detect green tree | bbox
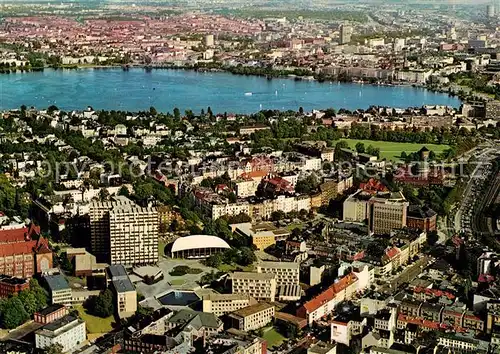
[427,230,439,246]
[99,188,110,201]
[87,289,115,318]
[18,290,38,316]
[1,297,29,329]
[30,278,48,309]
[59,252,74,273]
[44,343,64,354]
[355,142,365,153]
[239,247,256,266]
[334,140,349,161]
[47,105,59,114]
[271,210,285,221]
[173,107,181,120]
[149,106,157,116]
[118,185,130,197]
[205,253,223,268]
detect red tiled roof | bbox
[0,225,48,257]
[360,178,389,194]
[0,227,29,243]
[301,273,358,314]
[385,247,400,259]
[398,314,445,330]
[239,171,267,180]
[414,286,455,300]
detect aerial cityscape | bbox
[0,0,499,354]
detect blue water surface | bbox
[0,68,461,113]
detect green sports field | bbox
[341,139,450,161]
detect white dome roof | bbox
[171,235,231,253]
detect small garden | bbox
[169,265,203,276]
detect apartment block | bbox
[109,204,158,266]
[256,261,300,286]
[202,293,257,317]
[228,303,275,332]
[108,265,137,319]
[232,272,277,302]
[89,196,133,259]
[90,196,158,265]
[343,190,371,222]
[35,315,86,353]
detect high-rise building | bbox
[487,4,495,17]
[340,25,352,45]
[204,34,215,47]
[369,192,409,235]
[109,204,158,266]
[89,196,133,259]
[90,196,158,265]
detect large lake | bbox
[0,68,461,113]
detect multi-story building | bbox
[43,274,72,306]
[343,190,372,222]
[228,303,275,332]
[319,176,353,206]
[340,24,352,44]
[0,224,53,278]
[438,333,490,352]
[256,261,302,301]
[34,304,68,325]
[89,196,133,260]
[256,261,300,286]
[232,222,290,251]
[35,315,86,353]
[232,272,277,302]
[90,196,158,265]
[109,203,158,266]
[369,192,409,235]
[107,265,137,318]
[234,177,260,198]
[297,273,359,325]
[239,125,271,136]
[406,205,437,232]
[0,275,29,298]
[202,293,257,317]
[158,205,183,235]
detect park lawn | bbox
[170,279,185,286]
[341,139,450,161]
[286,222,304,231]
[75,305,114,334]
[262,327,286,348]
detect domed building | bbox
[169,235,231,259]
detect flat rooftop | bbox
[232,272,276,281]
[258,261,300,270]
[36,304,66,317]
[231,303,274,318]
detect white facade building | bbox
[35,315,86,353]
